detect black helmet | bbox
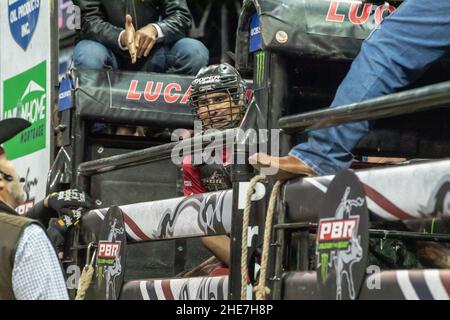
[189,63,247,130]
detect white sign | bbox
[0,0,53,211]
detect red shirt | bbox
[182,148,232,196]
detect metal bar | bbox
[228,148,255,300]
[275,222,450,242]
[279,81,450,133]
[77,128,238,178]
[220,4,230,64]
[72,114,86,188]
[271,200,287,300]
[370,229,450,242]
[283,269,450,300]
[274,222,317,230]
[298,230,310,271]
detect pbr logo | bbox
[8,0,41,51]
[97,241,121,266]
[94,206,126,300]
[316,171,368,300]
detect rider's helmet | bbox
[189,63,247,130]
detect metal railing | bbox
[76,128,238,181]
[279,81,450,133]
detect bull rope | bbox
[241,175,266,300]
[75,249,96,300]
[254,181,282,300]
[176,256,217,278]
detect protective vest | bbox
[0,202,36,300]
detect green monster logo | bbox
[2,61,47,160]
[321,253,329,283]
[255,50,265,86]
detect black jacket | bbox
[73,0,192,52]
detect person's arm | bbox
[12,224,69,300]
[201,235,230,266]
[155,0,192,44]
[25,189,92,226]
[25,200,54,226]
[73,0,124,51]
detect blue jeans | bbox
[290,0,450,175]
[73,37,209,76]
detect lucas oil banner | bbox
[0,0,53,214]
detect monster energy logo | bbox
[255,51,265,86]
[321,253,329,283]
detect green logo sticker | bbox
[3,61,47,159]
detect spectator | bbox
[73,0,209,75]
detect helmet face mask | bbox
[189,64,247,130]
[192,88,245,130]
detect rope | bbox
[176,256,217,278]
[241,175,266,300]
[75,249,96,300]
[254,181,282,300]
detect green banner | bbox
[3,61,47,160]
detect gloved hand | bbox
[27,189,93,227]
[46,189,92,218]
[47,218,69,251]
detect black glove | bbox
[47,189,92,218]
[47,218,68,251]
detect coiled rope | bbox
[75,249,96,300]
[241,175,266,300]
[254,181,282,300]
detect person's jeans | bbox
[73,38,209,132]
[290,0,450,175]
[73,37,209,76]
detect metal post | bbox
[72,114,86,189]
[229,145,254,300]
[220,4,230,64]
[271,198,286,300]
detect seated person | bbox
[182,63,248,275]
[73,0,209,75]
[251,0,450,179]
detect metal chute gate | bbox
[49,0,450,300]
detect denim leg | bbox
[166,38,209,75]
[290,0,450,175]
[140,45,168,73]
[73,40,119,70]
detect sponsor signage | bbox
[326,0,395,26]
[3,61,47,159]
[316,170,369,300]
[97,241,122,266]
[249,13,262,53]
[94,206,127,300]
[126,80,191,105]
[8,0,41,51]
[1,0,53,209]
[58,77,73,111]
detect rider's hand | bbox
[120,14,138,64]
[47,218,68,251]
[135,24,158,59]
[45,189,92,221]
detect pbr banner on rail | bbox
[316,170,369,300]
[0,0,53,213]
